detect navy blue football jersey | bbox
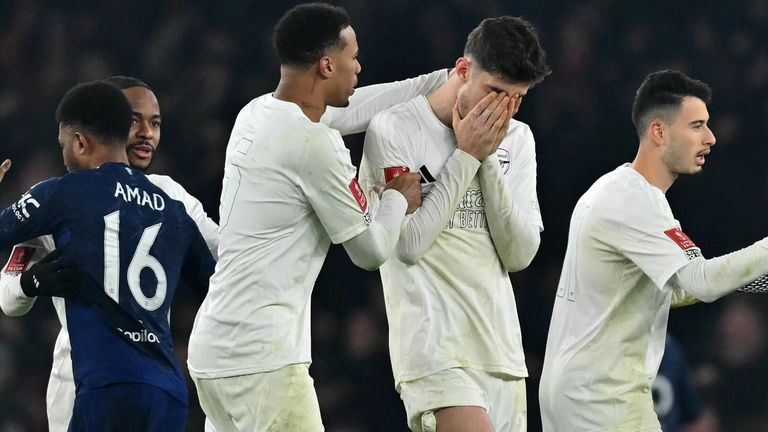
[0,163,214,404]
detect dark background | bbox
[1,0,768,431]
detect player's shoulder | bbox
[588,165,670,219]
[372,97,425,130]
[147,174,187,197]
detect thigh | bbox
[69,383,187,432]
[469,371,526,432]
[194,364,324,432]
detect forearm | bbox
[478,156,540,272]
[322,69,448,135]
[671,238,768,302]
[343,190,407,270]
[0,274,35,316]
[398,150,480,264]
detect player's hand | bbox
[20,248,81,298]
[491,94,519,153]
[453,92,510,161]
[0,159,11,183]
[384,172,422,214]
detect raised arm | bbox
[670,238,768,302]
[321,69,449,135]
[361,92,510,264]
[477,124,542,272]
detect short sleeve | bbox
[359,112,413,194]
[619,192,702,291]
[300,127,371,244]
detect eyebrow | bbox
[132,111,161,120]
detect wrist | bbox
[19,272,38,297]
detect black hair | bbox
[632,70,712,138]
[103,75,153,92]
[464,16,551,85]
[55,81,132,146]
[273,2,351,67]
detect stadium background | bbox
[1,0,767,430]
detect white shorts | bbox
[47,329,75,432]
[192,364,324,432]
[399,368,527,432]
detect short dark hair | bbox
[103,75,153,92]
[632,70,712,138]
[464,16,551,86]
[55,81,132,146]
[273,2,351,67]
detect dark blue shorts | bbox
[68,383,187,432]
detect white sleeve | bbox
[342,189,407,270]
[670,238,768,302]
[148,174,219,260]
[302,128,371,244]
[320,69,448,135]
[617,192,700,291]
[0,237,54,316]
[478,126,542,272]
[397,151,480,264]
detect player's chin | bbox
[127,157,151,172]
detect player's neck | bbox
[274,67,327,123]
[426,75,462,128]
[88,148,130,170]
[630,147,677,193]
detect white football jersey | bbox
[539,164,702,432]
[359,96,542,386]
[187,71,448,379]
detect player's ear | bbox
[455,57,471,82]
[72,132,90,155]
[649,119,665,145]
[318,56,333,79]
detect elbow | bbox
[501,236,540,273]
[694,292,721,303]
[350,253,387,271]
[502,253,535,273]
[396,246,424,266]
[0,303,28,317]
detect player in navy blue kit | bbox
[0,81,214,431]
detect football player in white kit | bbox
[0,76,220,432]
[539,70,768,431]
[359,16,550,432]
[186,3,449,431]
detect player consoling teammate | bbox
[0,81,215,431]
[539,70,768,431]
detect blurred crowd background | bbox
[1,0,768,431]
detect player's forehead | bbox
[474,68,530,96]
[337,26,358,55]
[674,96,709,122]
[122,87,160,116]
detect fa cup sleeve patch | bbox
[384,166,409,182]
[348,178,368,212]
[3,246,36,274]
[664,228,701,260]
